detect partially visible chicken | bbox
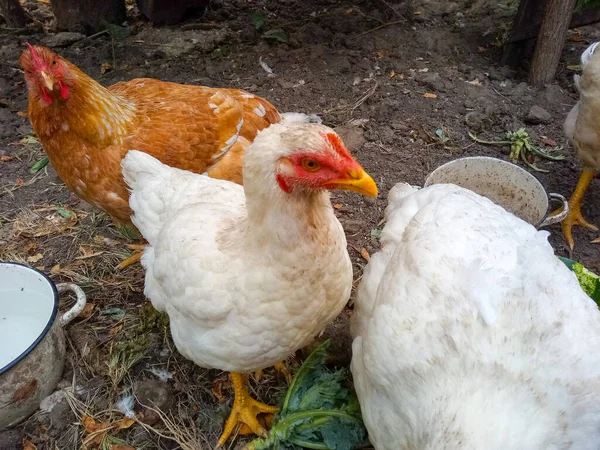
[351,183,600,450]
[561,41,600,250]
[121,123,378,446]
[20,43,319,268]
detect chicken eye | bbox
[301,159,321,172]
[52,60,56,65]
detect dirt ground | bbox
[1,0,600,448]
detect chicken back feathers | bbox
[351,183,600,450]
[21,45,284,226]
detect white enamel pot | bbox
[423,156,569,228]
[0,262,86,428]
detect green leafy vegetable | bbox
[370,228,381,239]
[558,256,600,304]
[248,340,368,450]
[251,11,266,30]
[263,28,288,44]
[55,206,73,219]
[30,156,49,174]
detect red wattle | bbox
[59,83,70,100]
[41,90,53,105]
[276,174,291,193]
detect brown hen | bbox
[20,44,296,231]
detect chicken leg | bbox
[116,243,145,270]
[217,372,279,447]
[554,168,598,250]
[254,361,292,384]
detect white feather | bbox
[351,183,600,450]
[122,123,353,373]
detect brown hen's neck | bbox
[31,63,137,145]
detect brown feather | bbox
[22,46,282,226]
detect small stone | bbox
[511,82,530,98]
[45,32,86,48]
[421,72,447,93]
[135,379,173,425]
[464,111,489,131]
[525,105,552,124]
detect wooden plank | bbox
[507,4,600,42]
[529,0,578,85]
[502,0,548,66]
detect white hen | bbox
[351,182,600,450]
[121,122,378,446]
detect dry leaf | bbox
[109,324,123,335]
[333,203,343,209]
[540,136,558,147]
[101,62,113,74]
[23,242,38,253]
[110,446,136,450]
[79,246,95,257]
[82,415,100,433]
[114,418,135,430]
[82,415,112,446]
[50,264,61,274]
[467,79,483,85]
[17,110,28,117]
[359,248,371,261]
[212,379,224,402]
[423,93,437,99]
[376,49,389,58]
[12,379,37,403]
[0,155,14,162]
[23,439,37,450]
[27,253,44,263]
[15,178,24,186]
[418,67,429,72]
[80,302,96,319]
[390,70,395,78]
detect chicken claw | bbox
[253,361,292,384]
[217,372,278,448]
[552,168,598,250]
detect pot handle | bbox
[56,283,87,327]
[538,193,569,228]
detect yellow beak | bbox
[325,168,378,197]
[40,71,54,91]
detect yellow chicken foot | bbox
[552,168,598,250]
[274,361,292,384]
[217,372,279,448]
[253,361,292,384]
[116,243,146,270]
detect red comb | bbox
[325,132,353,161]
[25,42,44,69]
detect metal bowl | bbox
[424,156,568,228]
[0,262,86,428]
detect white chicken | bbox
[350,182,600,450]
[561,41,600,250]
[121,122,378,446]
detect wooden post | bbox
[0,0,28,28]
[528,0,577,86]
[502,0,547,67]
